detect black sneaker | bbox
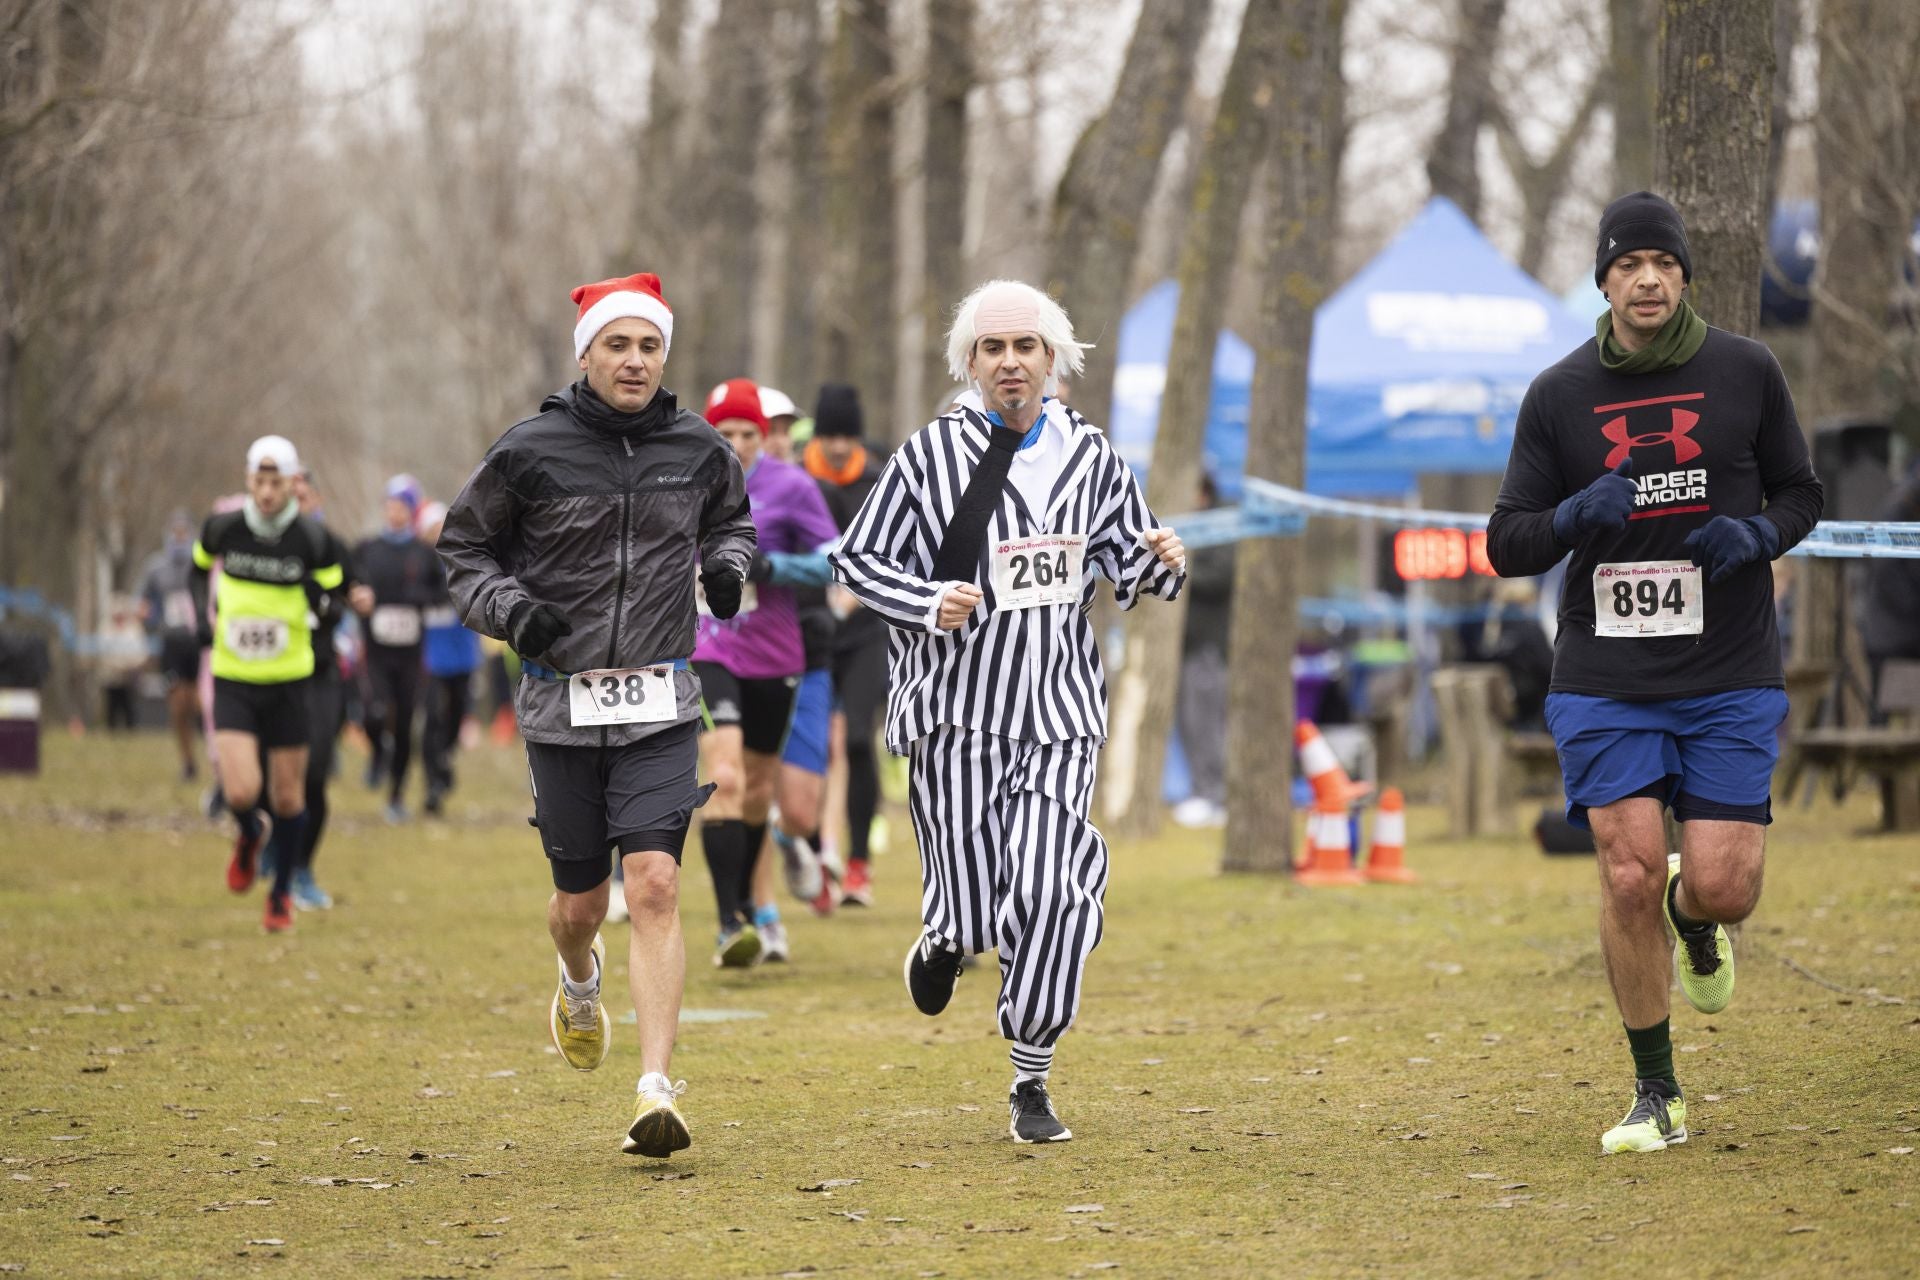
[903,931,964,1016]
[1009,1079,1072,1143]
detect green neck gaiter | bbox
[1596,296,1708,374]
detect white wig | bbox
[944,279,1091,391]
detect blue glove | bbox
[1683,515,1780,584]
[1553,459,1638,544]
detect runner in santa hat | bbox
[439,272,756,1160]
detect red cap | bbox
[704,377,769,435]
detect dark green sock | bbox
[1624,1018,1677,1090]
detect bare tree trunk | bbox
[824,0,897,438]
[1655,0,1773,336]
[1609,0,1658,192]
[1425,0,1507,224]
[1765,0,1801,215]
[634,0,688,269]
[777,0,825,398]
[1107,0,1286,839]
[920,0,971,415]
[1043,0,1210,433]
[1223,0,1347,875]
[1492,72,1606,278]
[682,0,766,394]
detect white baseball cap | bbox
[759,386,798,421]
[246,434,302,475]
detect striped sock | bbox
[1010,1042,1053,1084]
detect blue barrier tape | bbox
[1170,479,1920,559]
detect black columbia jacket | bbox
[439,382,756,746]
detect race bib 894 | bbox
[1592,561,1703,637]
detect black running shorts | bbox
[525,720,701,893]
[159,632,201,684]
[692,660,798,755]
[212,676,310,750]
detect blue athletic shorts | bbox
[1545,687,1788,829]
[781,667,833,774]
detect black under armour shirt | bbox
[1487,326,1824,701]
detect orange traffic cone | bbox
[1295,802,1365,886]
[1363,787,1417,883]
[490,703,517,746]
[1295,721,1373,807]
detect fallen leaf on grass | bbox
[833,1210,868,1222]
[900,1162,933,1169]
[1397,1132,1429,1141]
[1787,1226,1818,1235]
[652,1171,694,1182]
[1889,1147,1914,1156]
[1177,1108,1215,1114]
[799,1179,861,1192]
[246,1239,286,1246]
[484,1070,516,1079]
[417,1087,452,1099]
[1065,1204,1103,1214]
[955,1105,980,1113]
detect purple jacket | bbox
[694,455,840,679]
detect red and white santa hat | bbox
[705,377,769,435]
[571,272,674,359]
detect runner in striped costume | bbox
[829,280,1187,1143]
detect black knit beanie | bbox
[1594,191,1692,287]
[814,383,864,439]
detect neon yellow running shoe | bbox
[1663,853,1735,1013]
[1601,1079,1688,1154]
[623,1072,691,1157]
[549,934,611,1072]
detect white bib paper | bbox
[224,616,289,661]
[568,666,678,727]
[163,589,199,631]
[1592,560,1703,637]
[990,534,1087,611]
[369,604,423,647]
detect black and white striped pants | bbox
[907,725,1108,1051]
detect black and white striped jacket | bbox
[830,395,1184,753]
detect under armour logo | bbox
[1601,408,1701,468]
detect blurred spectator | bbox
[1862,459,1920,719]
[138,509,203,775]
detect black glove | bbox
[1552,458,1638,544]
[1683,514,1780,583]
[508,601,573,658]
[746,552,775,584]
[701,565,745,620]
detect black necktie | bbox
[930,423,1027,582]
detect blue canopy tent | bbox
[1305,196,1594,483]
[1108,197,1594,499]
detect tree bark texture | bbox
[1809,0,1919,425]
[1043,0,1209,434]
[681,0,766,395]
[920,0,972,416]
[1107,0,1286,839]
[1609,0,1658,192]
[1223,0,1347,876]
[636,0,688,271]
[1424,0,1507,225]
[824,0,898,438]
[777,0,826,398]
[1655,0,1774,337]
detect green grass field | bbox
[2,732,1916,1279]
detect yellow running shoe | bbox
[623,1072,691,1157]
[1601,1079,1688,1154]
[1663,853,1735,1013]
[549,934,610,1072]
